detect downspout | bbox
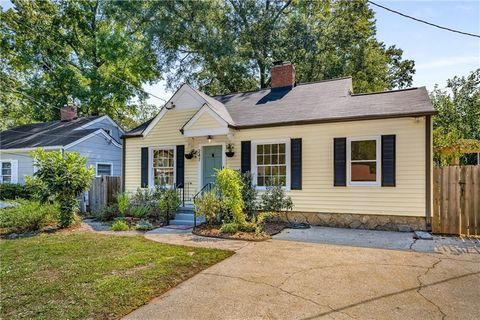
[122,137,126,192]
[425,115,432,230]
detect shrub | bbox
[129,205,150,219]
[220,222,239,233]
[261,184,293,212]
[194,191,223,224]
[94,204,119,221]
[238,221,256,232]
[0,183,31,200]
[131,187,161,204]
[27,149,94,227]
[215,168,245,224]
[158,189,181,224]
[0,200,60,233]
[241,172,257,219]
[116,192,130,216]
[110,220,130,231]
[135,219,154,231]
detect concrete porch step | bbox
[170,217,204,226]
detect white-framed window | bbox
[252,139,290,189]
[150,147,175,188]
[347,136,381,186]
[0,160,18,183]
[96,163,113,177]
[1,161,12,183]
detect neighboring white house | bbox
[0,105,123,184]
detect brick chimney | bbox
[60,104,77,121]
[271,61,295,89]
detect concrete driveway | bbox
[125,228,480,320]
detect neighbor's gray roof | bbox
[0,116,102,150]
[125,77,435,136]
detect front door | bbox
[202,145,223,186]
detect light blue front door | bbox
[202,145,223,186]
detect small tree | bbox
[158,189,181,225]
[215,168,245,224]
[28,149,94,227]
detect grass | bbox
[0,232,233,319]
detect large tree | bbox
[0,0,162,129]
[140,0,415,95]
[1,0,415,129]
[431,69,480,165]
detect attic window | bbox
[104,129,112,135]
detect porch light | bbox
[207,135,212,143]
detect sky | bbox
[2,0,479,105]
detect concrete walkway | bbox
[125,227,480,320]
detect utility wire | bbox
[368,1,480,39]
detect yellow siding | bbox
[189,112,224,130]
[125,112,427,217]
[227,117,426,217]
[124,109,197,193]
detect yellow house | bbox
[123,62,435,231]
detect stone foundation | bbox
[279,211,426,232]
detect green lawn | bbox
[0,232,233,319]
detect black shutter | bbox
[141,147,148,188]
[334,138,347,186]
[381,135,396,187]
[241,141,251,173]
[291,138,302,190]
[176,145,185,188]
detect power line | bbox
[368,1,480,39]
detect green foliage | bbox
[0,200,60,234]
[110,220,130,231]
[135,219,154,231]
[27,149,94,227]
[143,0,414,95]
[94,204,119,222]
[129,205,150,219]
[116,192,130,216]
[1,0,161,128]
[215,168,245,224]
[0,183,31,200]
[261,184,293,212]
[241,172,258,219]
[158,189,181,224]
[431,69,480,165]
[219,222,239,233]
[194,191,223,225]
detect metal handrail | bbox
[192,182,213,228]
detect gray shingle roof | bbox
[0,116,103,150]
[125,77,435,136]
[215,79,434,127]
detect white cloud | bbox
[416,56,480,70]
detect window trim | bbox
[251,138,291,190]
[1,160,13,183]
[95,162,113,177]
[148,146,176,189]
[347,136,381,187]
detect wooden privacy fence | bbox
[433,166,480,236]
[80,176,121,213]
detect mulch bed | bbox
[193,222,287,241]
